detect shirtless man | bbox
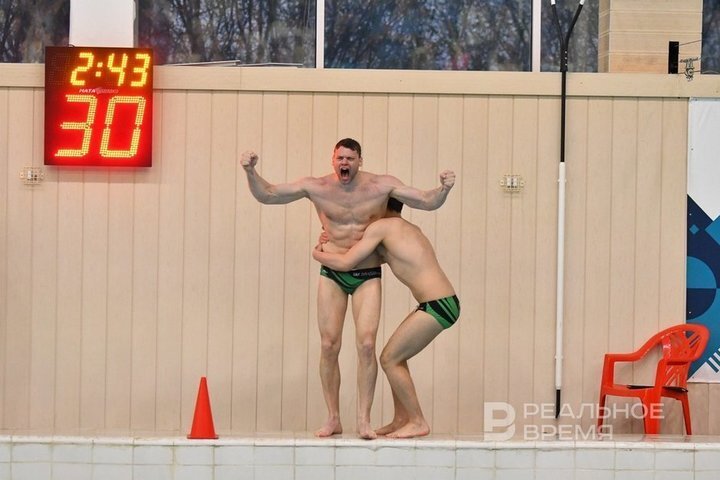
[241,138,455,439]
[311,198,460,438]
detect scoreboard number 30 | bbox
[44,46,153,167]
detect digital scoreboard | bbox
[44,46,153,167]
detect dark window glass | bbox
[541,0,598,72]
[0,0,70,63]
[2,0,717,74]
[324,0,532,70]
[138,0,316,66]
[703,0,720,73]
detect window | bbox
[703,0,720,73]
[137,0,316,66]
[139,0,597,71]
[541,0,598,72]
[0,0,70,63]
[324,0,531,70]
[1,0,717,73]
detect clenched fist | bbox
[439,170,456,191]
[241,150,259,170]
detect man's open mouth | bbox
[340,167,350,180]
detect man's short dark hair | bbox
[387,197,404,213]
[335,138,362,157]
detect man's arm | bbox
[241,150,310,204]
[388,170,456,211]
[312,223,385,271]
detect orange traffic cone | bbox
[187,376,219,439]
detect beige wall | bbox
[599,0,703,73]
[1,65,720,436]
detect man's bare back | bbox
[314,217,456,302]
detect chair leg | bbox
[597,394,607,429]
[680,395,692,435]
[643,410,660,434]
[642,396,661,435]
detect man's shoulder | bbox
[361,172,401,186]
[298,174,331,188]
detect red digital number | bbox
[44,46,153,167]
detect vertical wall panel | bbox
[105,171,135,430]
[80,170,109,431]
[457,96,489,433]
[659,98,692,433]
[483,96,513,409]
[255,93,288,431]
[4,89,35,430]
[561,97,589,427]
[232,92,263,431]
[708,385,720,435]
[281,93,313,431]
[635,100,673,429]
[54,170,84,431]
[0,89,8,426]
[180,91,213,430]
[432,95,464,433]
[129,95,163,431]
[29,89,57,430]
[659,99,688,323]
[607,98,639,432]
[155,91,186,432]
[580,98,613,430]
[508,97,539,432]
[533,97,560,422]
[206,91,240,433]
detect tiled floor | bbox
[0,433,719,479]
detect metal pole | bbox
[316,0,325,69]
[550,0,585,419]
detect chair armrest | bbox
[601,348,651,386]
[604,352,642,363]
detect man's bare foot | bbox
[358,420,378,440]
[386,420,430,439]
[375,419,407,436]
[315,417,342,437]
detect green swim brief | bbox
[416,294,461,329]
[320,265,382,295]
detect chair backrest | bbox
[655,324,709,388]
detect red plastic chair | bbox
[597,323,709,435]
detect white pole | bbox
[316,0,325,69]
[532,0,542,71]
[555,161,566,411]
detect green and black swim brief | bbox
[320,265,382,295]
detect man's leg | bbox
[315,277,349,437]
[379,310,444,438]
[375,387,409,436]
[351,278,382,439]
